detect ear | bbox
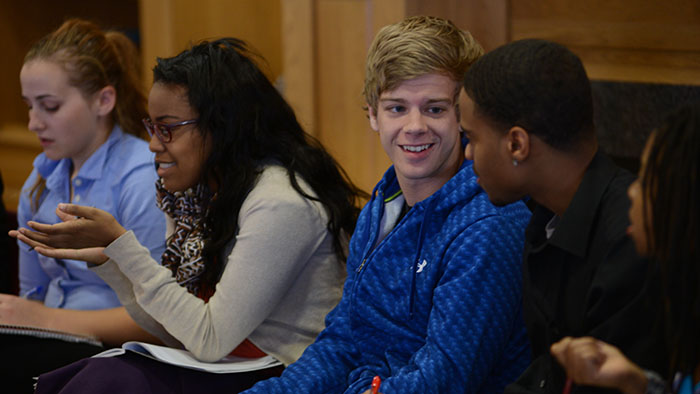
[367,105,379,132]
[94,85,116,117]
[506,126,530,162]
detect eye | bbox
[156,124,172,138]
[426,106,446,115]
[40,102,59,112]
[386,105,406,113]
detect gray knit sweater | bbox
[92,165,346,365]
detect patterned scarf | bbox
[156,180,210,296]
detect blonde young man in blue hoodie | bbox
[245,16,532,394]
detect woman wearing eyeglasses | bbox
[1,18,166,392]
[13,37,365,393]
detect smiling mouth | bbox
[401,144,432,153]
[155,162,175,170]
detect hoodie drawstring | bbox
[409,199,433,319]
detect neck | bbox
[526,141,597,216]
[398,155,463,206]
[70,120,113,179]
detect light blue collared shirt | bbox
[17,126,166,310]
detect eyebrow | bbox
[22,94,58,101]
[378,97,453,104]
[153,115,182,122]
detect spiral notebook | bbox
[0,324,103,347]
[93,341,282,374]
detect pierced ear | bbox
[367,105,379,132]
[507,126,530,162]
[94,85,116,117]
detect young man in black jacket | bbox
[459,38,667,394]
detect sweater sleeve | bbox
[243,256,362,393]
[352,215,528,394]
[243,206,369,394]
[96,174,329,362]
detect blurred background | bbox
[1,0,699,211]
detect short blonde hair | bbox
[363,15,483,111]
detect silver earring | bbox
[512,159,519,167]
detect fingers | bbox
[32,246,81,260]
[57,203,102,219]
[26,220,71,235]
[34,246,109,265]
[28,217,94,236]
[550,336,573,363]
[55,207,79,223]
[11,229,53,250]
[552,337,607,385]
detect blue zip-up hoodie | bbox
[246,159,531,393]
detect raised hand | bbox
[550,337,648,394]
[13,203,126,250]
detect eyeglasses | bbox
[142,118,198,143]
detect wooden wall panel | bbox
[140,0,282,88]
[0,126,41,210]
[314,0,392,195]
[281,0,316,135]
[0,1,139,126]
[510,0,700,85]
[407,0,508,51]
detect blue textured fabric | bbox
[17,126,166,310]
[245,159,532,394]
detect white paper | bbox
[93,341,282,374]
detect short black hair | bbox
[463,39,594,151]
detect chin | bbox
[631,235,649,257]
[43,150,64,161]
[161,181,183,193]
[484,190,517,207]
[488,197,512,207]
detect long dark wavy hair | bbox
[152,38,366,287]
[640,104,700,377]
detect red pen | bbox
[370,375,382,394]
[562,377,572,394]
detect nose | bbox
[465,142,474,160]
[27,110,45,133]
[148,133,165,153]
[627,179,638,200]
[405,109,428,134]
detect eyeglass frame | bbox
[142,118,199,143]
